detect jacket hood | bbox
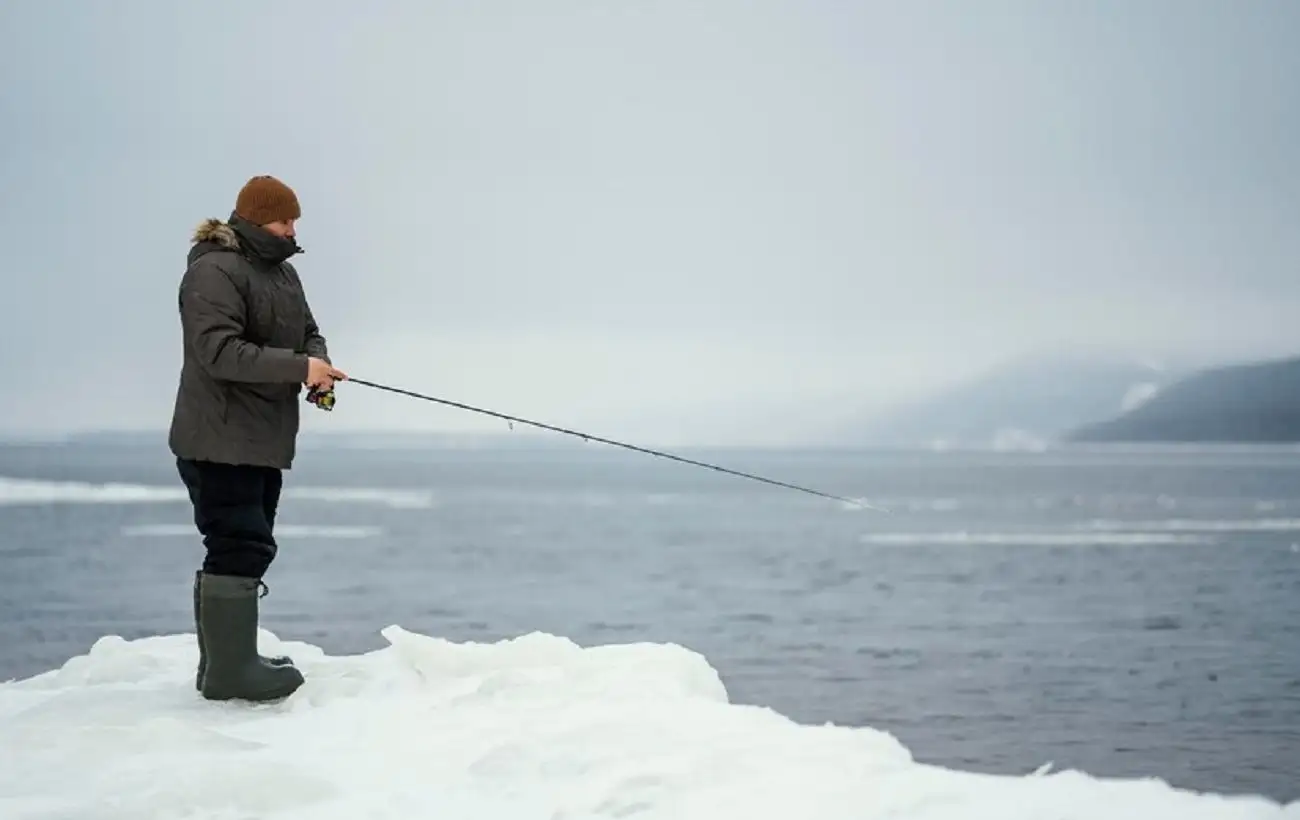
[192,218,240,250]
[188,214,302,267]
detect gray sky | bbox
[2,1,1297,444]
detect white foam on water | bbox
[121,524,383,539]
[0,476,182,505]
[287,486,434,509]
[0,476,434,509]
[1078,518,1300,533]
[1,627,1294,819]
[858,531,1214,546]
[837,497,963,513]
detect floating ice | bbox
[2,627,1295,819]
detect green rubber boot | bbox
[197,572,304,703]
[193,571,292,691]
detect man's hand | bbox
[306,357,347,390]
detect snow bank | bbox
[1,627,1295,819]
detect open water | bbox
[1,440,1297,801]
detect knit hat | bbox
[234,175,301,225]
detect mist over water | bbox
[3,2,1299,440]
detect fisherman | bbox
[168,175,346,703]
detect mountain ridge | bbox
[1066,354,1300,443]
[839,350,1195,449]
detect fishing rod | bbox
[311,377,884,511]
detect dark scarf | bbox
[229,212,304,267]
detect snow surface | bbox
[3,627,1297,819]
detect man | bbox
[168,174,346,703]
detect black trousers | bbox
[176,457,283,579]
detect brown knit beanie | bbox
[234,175,301,225]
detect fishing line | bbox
[329,377,885,511]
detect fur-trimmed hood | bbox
[188,214,303,267]
[191,218,241,250]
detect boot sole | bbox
[197,655,294,690]
[201,673,304,703]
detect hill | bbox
[1067,355,1300,443]
[843,351,1187,449]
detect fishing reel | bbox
[305,385,336,411]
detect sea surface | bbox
[1,440,1298,801]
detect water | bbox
[2,441,1298,801]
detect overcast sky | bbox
[1,1,1296,444]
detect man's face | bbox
[262,218,296,239]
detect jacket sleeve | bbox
[285,262,330,362]
[303,301,330,362]
[179,259,309,383]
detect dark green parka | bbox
[167,214,330,470]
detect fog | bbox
[2,1,1296,445]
